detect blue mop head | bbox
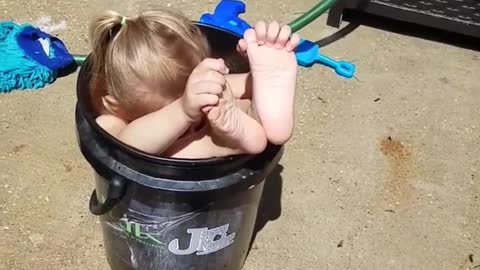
[0,21,74,93]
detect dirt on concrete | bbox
[1,0,479,269]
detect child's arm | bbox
[96,58,229,155]
[96,98,192,154]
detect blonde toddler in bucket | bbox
[89,9,300,158]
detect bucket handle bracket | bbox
[89,177,126,216]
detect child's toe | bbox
[286,33,301,52]
[207,107,220,122]
[275,25,291,49]
[253,21,267,44]
[244,28,258,45]
[266,21,280,47]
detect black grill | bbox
[372,0,480,25]
[326,0,480,39]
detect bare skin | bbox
[239,22,300,145]
[96,21,300,158]
[202,21,300,150]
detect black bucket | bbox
[75,23,283,270]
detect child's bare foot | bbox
[205,86,267,154]
[238,21,301,145]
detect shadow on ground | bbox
[317,11,480,51]
[248,164,283,255]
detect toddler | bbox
[89,9,300,158]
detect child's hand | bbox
[182,58,229,122]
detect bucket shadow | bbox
[248,164,283,254]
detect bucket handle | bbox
[89,177,126,215]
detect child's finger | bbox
[198,94,219,107]
[204,70,226,86]
[286,33,301,52]
[254,21,267,45]
[266,21,280,47]
[196,81,223,95]
[275,25,291,49]
[196,58,229,74]
[202,106,213,113]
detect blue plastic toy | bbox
[295,39,355,78]
[199,0,252,37]
[199,0,356,79]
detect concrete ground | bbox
[1,0,479,269]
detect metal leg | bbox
[326,0,346,28]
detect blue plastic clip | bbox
[295,39,356,79]
[199,0,251,37]
[199,0,356,79]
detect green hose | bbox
[72,0,337,66]
[288,0,339,33]
[73,54,86,66]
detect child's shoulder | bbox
[95,113,128,137]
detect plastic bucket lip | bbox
[77,103,281,191]
[76,22,277,169]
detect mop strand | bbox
[0,20,73,93]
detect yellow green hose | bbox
[73,54,86,66]
[288,0,339,33]
[73,0,337,66]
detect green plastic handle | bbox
[73,54,87,66]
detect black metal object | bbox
[327,0,480,38]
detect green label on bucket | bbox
[117,218,168,249]
[105,217,236,256]
[168,224,236,256]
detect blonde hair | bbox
[88,9,210,115]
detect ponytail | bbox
[88,10,126,76]
[87,9,210,116]
[88,10,126,115]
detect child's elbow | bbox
[262,121,293,146]
[246,134,268,155]
[266,130,293,146]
